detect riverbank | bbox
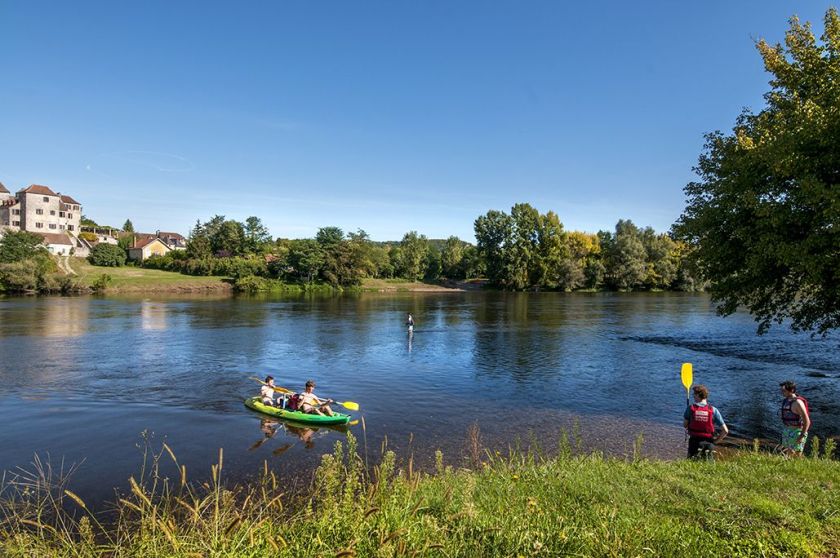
[69,258,232,293]
[63,258,480,294]
[2,434,838,557]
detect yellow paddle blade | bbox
[337,401,360,411]
[681,363,693,392]
[348,419,360,426]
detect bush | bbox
[0,260,40,292]
[91,274,112,292]
[88,244,127,267]
[233,275,270,293]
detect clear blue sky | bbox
[0,1,833,241]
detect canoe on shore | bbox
[244,396,351,425]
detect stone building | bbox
[0,183,86,254]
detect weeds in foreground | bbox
[1,427,839,557]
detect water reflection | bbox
[248,417,340,453]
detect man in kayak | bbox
[779,380,811,456]
[260,375,284,407]
[300,379,335,416]
[407,313,414,334]
[683,384,728,460]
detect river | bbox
[0,292,837,504]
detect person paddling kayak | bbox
[683,384,728,460]
[300,379,335,417]
[260,375,284,407]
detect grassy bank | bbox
[2,434,838,557]
[70,258,231,292]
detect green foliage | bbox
[2,437,838,557]
[0,230,47,263]
[122,219,134,232]
[675,8,840,334]
[91,273,112,292]
[0,260,40,291]
[398,231,430,281]
[87,243,127,267]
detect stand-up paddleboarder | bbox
[406,312,414,334]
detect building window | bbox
[43,196,49,202]
[59,211,66,217]
[60,225,65,230]
[68,213,73,219]
[12,220,19,226]
[49,224,57,229]
[12,209,19,215]
[50,210,56,215]
[35,222,43,228]
[68,225,74,231]
[36,209,43,215]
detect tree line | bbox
[138,207,699,292]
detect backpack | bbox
[286,393,303,411]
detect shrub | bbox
[0,260,40,291]
[88,244,127,267]
[233,275,270,293]
[91,274,112,292]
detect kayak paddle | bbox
[681,362,693,405]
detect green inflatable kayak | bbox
[244,396,351,425]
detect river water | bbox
[0,292,837,504]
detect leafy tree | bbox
[603,220,647,290]
[244,216,272,253]
[316,226,344,248]
[0,231,47,263]
[212,220,246,256]
[535,211,571,289]
[399,231,429,281]
[675,9,840,333]
[441,236,466,279]
[474,210,513,285]
[187,220,212,258]
[81,215,99,228]
[287,239,324,283]
[122,219,134,233]
[88,243,127,267]
[507,203,541,289]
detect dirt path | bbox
[57,256,77,275]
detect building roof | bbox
[35,232,73,245]
[0,182,9,194]
[157,231,186,240]
[131,236,170,250]
[60,194,81,205]
[19,184,59,196]
[0,198,17,207]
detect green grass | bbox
[70,258,230,291]
[1,431,838,557]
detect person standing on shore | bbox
[683,384,728,460]
[779,380,811,456]
[406,313,414,334]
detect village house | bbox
[127,236,171,262]
[0,182,88,255]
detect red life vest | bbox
[287,394,303,411]
[781,396,809,427]
[687,404,716,439]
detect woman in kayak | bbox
[300,379,335,416]
[260,375,284,407]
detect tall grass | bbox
[1,427,838,557]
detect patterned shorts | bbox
[781,426,808,453]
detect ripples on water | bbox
[0,292,837,503]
